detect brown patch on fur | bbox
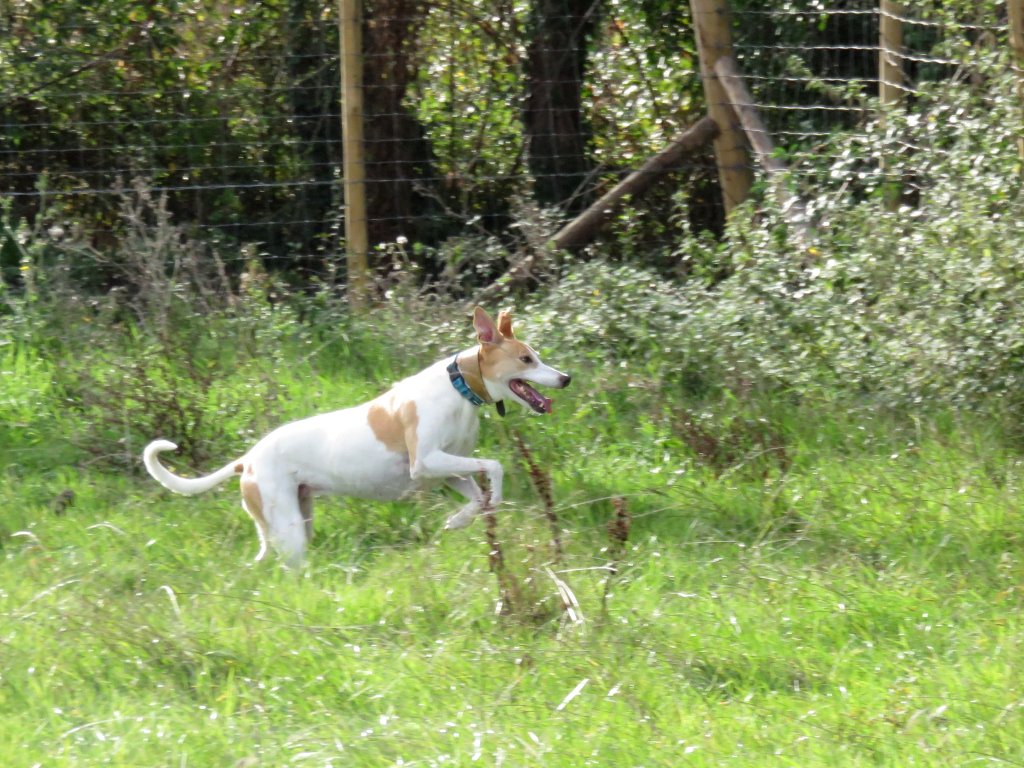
[368,402,404,452]
[400,401,419,467]
[234,462,244,473]
[478,336,534,382]
[368,400,419,466]
[497,310,515,338]
[240,468,268,536]
[456,351,494,403]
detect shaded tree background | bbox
[523,0,602,212]
[362,0,444,248]
[0,0,1012,286]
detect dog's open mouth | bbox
[509,379,553,414]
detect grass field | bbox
[2,329,1023,767]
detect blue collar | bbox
[447,355,506,416]
[447,356,486,407]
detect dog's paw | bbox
[444,505,478,530]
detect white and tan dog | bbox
[143,307,570,566]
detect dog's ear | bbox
[496,310,515,339]
[473,306,500,344]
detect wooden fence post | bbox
[879,0,905,208]
[339,0,369,307]
[879,0,905,108]
[1010,0,1024,166]
[689,0,752,214]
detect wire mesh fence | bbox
[0,0,1018,280]
[733,1,1014,193]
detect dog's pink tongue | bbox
[524,382,553,413]
[511,379,553,413]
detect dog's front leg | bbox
[444,475,489,530]
[412,450,504,512]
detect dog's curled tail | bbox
[143,439,242,496]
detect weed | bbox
[671,406,791,478]
[511,428,562,563]
[601,495,632,614]
[480,482,520,617]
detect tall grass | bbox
[2,305,1022,766]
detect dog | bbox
[143,307,570,566]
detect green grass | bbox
[2,335,1023,767]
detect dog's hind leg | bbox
[298,484,314,543]
[240,473,271,562]
[258,479,309,569]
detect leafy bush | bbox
[518,72,1024,420]
[2,185,314,469]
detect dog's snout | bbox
[561,374,572,388]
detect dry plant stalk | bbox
[511,429,563,563]
[480,474,521,616]
[602,496,632,614]
[104,179,235,336]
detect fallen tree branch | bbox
[472,116,719,307]
[469,247,542,308]
[550,116,719,250]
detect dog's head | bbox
[473,306,571,414]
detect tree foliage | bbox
[1,0,1018,283]
[0,0,340,259]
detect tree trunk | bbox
[288,0,339,267]
[523,0,601,212]
[362,0,440,247]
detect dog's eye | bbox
[519,354,533,364]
